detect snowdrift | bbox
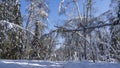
[0,60,120,68]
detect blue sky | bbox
[20,0,111,29]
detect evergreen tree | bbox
[0,0,22,25]
[25,0,49,60]
[110,0,120,61]
[0,0,23,59]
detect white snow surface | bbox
[0,60,120,68]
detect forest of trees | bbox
[0,0,120,62]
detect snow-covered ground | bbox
[0,60,120,68]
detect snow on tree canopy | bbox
[0,20,34,35]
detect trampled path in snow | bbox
[0,60,120,68]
